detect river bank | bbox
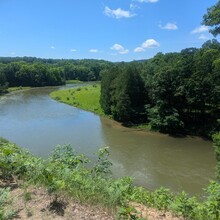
[0,84,215,195]
[49,83,211,138]
[0,178,184,220]
[1,138,218,220]
[50,83,105,116]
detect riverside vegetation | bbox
[50,84,104,116]
[1,2,220,219]
[1,38,220,137]
[1,0,220,136]
[0,135,220,220]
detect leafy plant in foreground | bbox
[204,181,220,220]
[2,138,220,219]
[92,147,112,176]
[152,187,174,211]
[49,144,89,169]
[213,133,220,180]
[170,191,199,219]
[0,188,17,220]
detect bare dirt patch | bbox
[1,182,114,220]
[131,202,183,220]
[1,179,182,220]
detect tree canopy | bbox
[0,58,112,88]
[100,40,220,136]
[203,0,220,37]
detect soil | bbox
[1,179,182,220]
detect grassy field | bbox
[50,84,104,116]
[7,86,31,93]
[65,79,83,84]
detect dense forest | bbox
[1,1,220,136]
[0,39,219,136]
[0,57,111,94]
[100,40,220,136]
[100,1,220,136]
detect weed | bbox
[1,138,220,219]
[0,188,17,220]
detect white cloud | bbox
[191,25,209,34]
[198,34,209,40]
[134,47,145,53]
[142,39,160,48]
[134,39,159,53]
[89,49,98,53]
[104,6,135,19]
[51,46,55,49]
[70,49,77,52]
[130,4,138,10]
[111,43,129,54]
[111,44,124,51]
[136,0,159,3]
[159,23,178,30]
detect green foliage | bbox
[0,139,22,179]
[0,70,8,95]
[147,104,184,133]
[130,187,153,206]
[49,144,89,169]
[100,66,119,115]
[92,147,112,176]
[213,133,220,180]
[203,0,220,37]
[99,40,220,136]
[100,64,146,122]
[2,138,220,219]
[152,187,174,211]
[213,133,220,161]
[116,204,143,220]
[0,188,16,220]
[170,191,198,219]
[0,58,111,89]
[204,181,220,219]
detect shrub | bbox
[213,133,220,180]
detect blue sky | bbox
[0,0,218,61]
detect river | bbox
[0,85,216,195]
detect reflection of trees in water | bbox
[99,117,215,194]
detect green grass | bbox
[65,80,84,84]
[131,123,151,131]
[7,86,31,93]
[50,84,104,116]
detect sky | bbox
[0,0,218,62]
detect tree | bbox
[203,0,220,37]
[0,71,8,94]
[100,66,118,114]
[100,64,146,122]
[147,67,184,132]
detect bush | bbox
[204,181,220,220]
[1,138,220,219]
[213,133,220,180]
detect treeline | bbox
[100,39,220,136]
[0,57,111,94]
